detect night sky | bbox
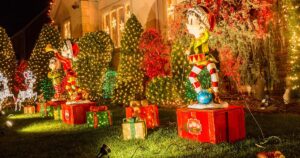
[0,0,51,60]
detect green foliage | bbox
[185,69,211,102]
[283,0,300,95]
[0,26,16,91]
[170,34,193,103]
[146,76,181,107]
[29,24,62,90]
[113,14,144,105]
[38,78,55,101]
[76,31,114,102]
[102,70,117,99]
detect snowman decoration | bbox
[185,6,228,109]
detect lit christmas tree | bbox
[283,0,300,97]
[113,14,144,105]
[76,31,114,102]
[0,27,16,92]
[28,24,62,88]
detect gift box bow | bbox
[90,106,108,112]
[129,100,149,107]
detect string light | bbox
[48,0,55,24]
[76,31,114,102]
[0,27,16,99]
[112,14,144,105]
[29,24,62,91]
[284,0,300,93]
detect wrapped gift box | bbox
[54,107,62,120]
[87,110,112,128]
[126,105,159,129]
[47,100,66,107]
[24,106,35,114]
[62,102,96,125]
[40,101,65,117]
[177,105,246,144]
[37,103,46,115]
[122,118,147,140]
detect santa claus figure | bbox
[46,41,83,101]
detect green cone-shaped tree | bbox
[113,14,144,105]
[29,24,62,88]
[0,27,16,92]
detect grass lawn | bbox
[0,107,300,158]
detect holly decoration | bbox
[13,60,28,94]
[139,28,170,79]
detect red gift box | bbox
[90,105,108,112]
[177,105,246,144]
[47,100,66,107]
[126,105,160,129]
[62,102,96,125]
[36,103,41,113]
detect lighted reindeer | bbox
[15,70,37,111]
[0,72,15,111]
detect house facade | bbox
[50,0,287,98]
[50,0,182,47]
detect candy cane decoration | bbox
[188,62,219,93]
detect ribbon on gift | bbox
[54,107,61,120]
[123,118,136,139]
[93,112,98,128]
[129,100,149,107]
[123,118,147,139]
[90,111,111,128]
[90,106,108,112]
[89,106,109,128]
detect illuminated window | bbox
[63,20,71,39]
[102,5,130,47]
[166,0,176,38]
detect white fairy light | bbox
[15,70,37,111]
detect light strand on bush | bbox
[102,70,117,99]
[38,78,55,101]
[0,27,16,93]
[112,14,144,105]
[146,76,181,107]
[282,0,300,93]
[29,24,62,90]
[76,31,114,102]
